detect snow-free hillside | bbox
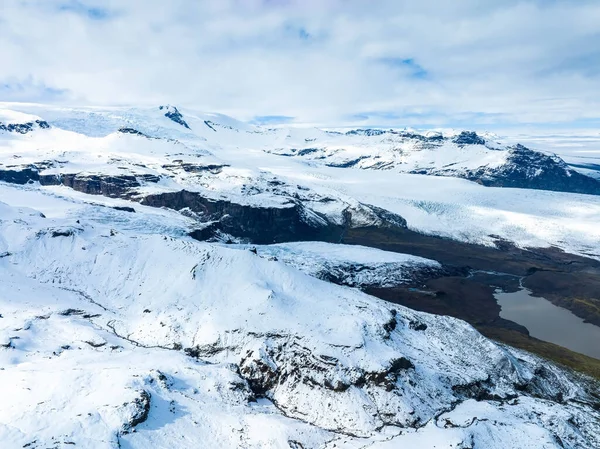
[1,103,600,257]
[1,184,600,448]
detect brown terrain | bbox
[344,226,600,379]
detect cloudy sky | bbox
[1,0,599,129]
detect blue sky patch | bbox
[58,1,111,20]
[379,57,429,79]
[1,80,69,102]
[251,115,295,125]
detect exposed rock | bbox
[84,340,107,348]
[118,127,149,137]
[346,129,388,137]
[464,145,600,195]
[409,320,428,331]
[0,120,50,134]
[50,228,77,238]
[0,166,161,198]
[161,161,228,174]
[123,390,151,432]
[452,376,511,402]
[58,173,160,197]
[0,167,40,184]
[453,131,486,146]
[59,309,86,316]
[203,120,217,132]
[112,206,136,213]
[143,190,345,244]
[326,155,370,168]
[239,352,279,397]
[159,105,190,129]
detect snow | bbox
[1,101,599,259]
[1,103,600,447]
[1,182,600,448]
[0,108,43,124]
[256,241,437,265]
[246,241,441,287]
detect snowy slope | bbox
[502,132,600,180]
[1,184,600,448]
[246,241,443,287]
[1,103,600,258]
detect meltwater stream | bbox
[496,288,600,359]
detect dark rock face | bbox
[142,190,345,244]
[118,127,149,137]
[453,131,486,146]
[346,129,388,137]
[203,121,217,132]
[0,166,161,197]
[50,228,77,238]
[237,340,416,405]
[0,120,50,134]
[326,155,370,168]
[515,365,569,402]
[161,161,228,174]
[358,357,416,392]
[159,105,190,129]
[296,148,320,156]
[465,145,600,195]
[0,165,407,244]
[112,206,136,213]
[58,173,160,198]
[407,142,600,196]
[343,129,445,143]
[123,390,151,432]
[398,131,438,143]
[452,377,511,402]
[317,263,448,290]
[0,167,40,184]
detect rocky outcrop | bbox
[143,190,345,243]
[0,120,50,134]
[122,390,151,433]
[57,173,160,197]
[159,105,190,129]
[0,163,408,244]
[453,131,486,146]
[346,129,387,137]
[0,165,160,197]
[118,127,149,137]
[0,167,41,184]
[230,328,600,436]
[161,161,228,174]
[411,143,600,195]
[464,145,600,195]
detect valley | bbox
[1,104,600,448]
[344,226,600,335]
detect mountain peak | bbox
[159,104,191,129]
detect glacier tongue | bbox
[1,103,600,448]
[1,102,600,257]
[0,186,599,448]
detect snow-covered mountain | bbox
[2,184,600,449]
[1,103,600,256]
[1,103,600,448]
[2,104,600,198]
[265,128,600,195]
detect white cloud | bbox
[0,0,599,128]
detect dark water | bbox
[496,288,600,360]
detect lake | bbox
[496,288,600,360]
